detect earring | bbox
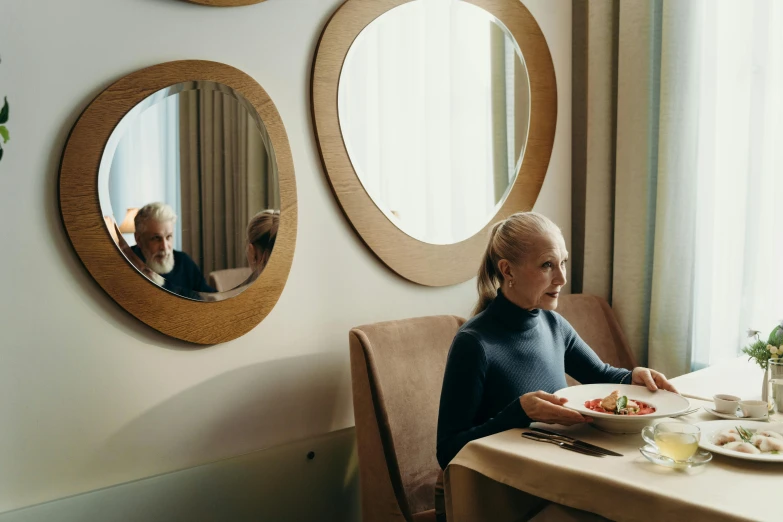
[508,280,514,288]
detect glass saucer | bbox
[639,444,712,469]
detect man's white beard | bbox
[145,251,175,275]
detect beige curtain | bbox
[573,0,783,376]
[572,0,699,377]
[490,23,530,205]
[491,23,511,203]
[179,90,274,275]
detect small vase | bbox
[762,367,769,403]
[769,360,783,413]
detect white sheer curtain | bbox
[683,0,783,369]
[106,95,182,248]
[573,0,783,377]
[646,0,783,374]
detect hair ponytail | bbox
[472,222,503,316]
[470,212,563,316]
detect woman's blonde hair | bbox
[247,210,279,265]
[472,211,562,316]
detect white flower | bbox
[768,345,779,355]
[747,328,762,338]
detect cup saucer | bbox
[703,406,767,421]
[639,444,712,470]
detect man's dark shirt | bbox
[131,246,216,295]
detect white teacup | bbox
[739,400,768,418]
[713,394,740,414]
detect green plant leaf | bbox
[0,97,8,125]
[617,396,627,411]
[769,326,783,345]
[0,126,9,144]
[742,338,772,370]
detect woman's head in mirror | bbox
[474,212,568,315]
[246,210,279,273]
[134,202,176,274]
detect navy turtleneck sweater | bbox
[436,291,632,469]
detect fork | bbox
[668,407,700,418]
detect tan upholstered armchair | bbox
[349,315,465,522]
[207,267,253,292]
[348,296,632,521]
[556,294,638,384]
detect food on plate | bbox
[713,426,783,455]
[751,435,783,452]
[723,441,761,454]
[757,430,783,440]
[712,431,742,445]
[584,390,656,415]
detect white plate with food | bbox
[695,420,783,462]
[554,383,691,434]
[703,406,767,422]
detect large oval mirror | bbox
[60,60,297,344]
[338,0,530,245]
[98,81,280,302]
[313,0,555,286]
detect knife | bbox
[521,432,606,457]
[529,428,623,457]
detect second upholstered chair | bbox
[207,267,253,292]
[555,293,638,385]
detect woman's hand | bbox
[520,391,592,426]
[632,367,678,393]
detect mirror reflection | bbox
[338,0,530,245]
[98,81,280,301]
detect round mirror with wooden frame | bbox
[312,0,556,287]
[60,60,297,344]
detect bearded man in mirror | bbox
[131,202,216,295]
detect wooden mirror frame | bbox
[60,60,297,344]
[312,0,556,287]
[184,0,265,6]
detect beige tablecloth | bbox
[445,359,782,522]
[672,356,764,401]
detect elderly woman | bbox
[436,212,677,470]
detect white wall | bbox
[0,0,571,515]
[0,428,360,522]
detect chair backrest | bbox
[350,315,465,522]
[556,294,637,385]
[207,267,253,292]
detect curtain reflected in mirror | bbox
[338,0,530,245]
[98,81,280,301]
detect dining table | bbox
[444,357,782,522]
